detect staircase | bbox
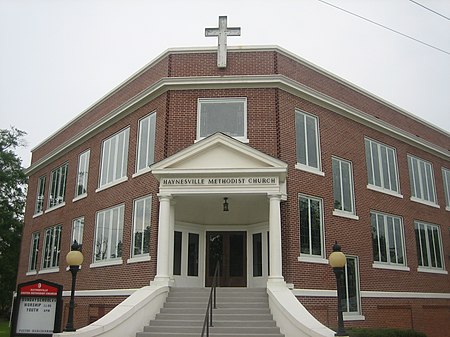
[137,287,285,337]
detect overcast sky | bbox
[1,0,449,167]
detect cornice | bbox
[25,74,449,175]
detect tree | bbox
[0,127,27,317]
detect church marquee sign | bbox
[161,176,278,187]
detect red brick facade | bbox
[19,47,449,336]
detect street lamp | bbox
[64,241,84,332]
[329,241,348,337]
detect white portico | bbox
[150,133,287,288]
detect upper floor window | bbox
[197,98,247,141]
[75,150,90,198]
[136,113,156,173]
[299,194,324,259]
[72,217,84,248]
[371,212,406,267]
[295,110,322,174]
[442,168,450,210]
[48,163,68,209]
[407,155,437,206]
[132,195,151,257]
[332,157,356,216]
[42,225,62,270]
[365,138,400,195]
[99,128,130,188]
[35,176,46,214]
[415,221,445,272]
[28,232,40,272]
[94,204,124,263]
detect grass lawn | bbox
[0,319,10,337]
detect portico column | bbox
[152,193,173,286]
[268,193,285,286]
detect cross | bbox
[205,16,241,68]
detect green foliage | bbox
[0,127,27,318]
[347,327,427,337]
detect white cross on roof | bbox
[205,16,241,68]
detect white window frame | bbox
[442,167,450,211]
[98,128,130,190]
[408,155,438,207]
[197,98,248,142]
[135,112,156,175]
[298,194,325,262]
[74,150,90,200]
[332,157,358,219]
[28,232,40,273]
[342,256,364,320]
[34,175,46,215]
[295,110,323,175]
[92,204,125,266]
[371,211,408,270]
[41,225,62,271]
[365,138,401,196]
[47,163,68,210]
[129,195,152,262]
[415,221,446,273]
[72,217,84,247]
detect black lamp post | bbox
[64,241,84,332]
[329,241,347,337]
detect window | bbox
[72,217,84,248]
[99,128,130,188]
[94,205,124,263]
[371,212,406,267]
[341,256,362,317]
[197,98,247,141]
[173,231,182,276]
[132,196,151,257]
[443,168,450,210]
[48,163,68,209]
[35,176,46,214]
[136,113,156,172]
[365,138,400,194]
[188,233,199,276]
[75,150,90,197]
[299,195,324,258]
[415,221,444,271]
[295,110,322,173]
[332,157,356,216]
[408,155,437,205]
[42,225,62,269]
[28,232,40,272]
[253,233,263,277]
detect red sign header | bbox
[19,282,59,297]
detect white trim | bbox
[297,256,329,265]
[332,210,359,221]
[72,194,87,202]
[367,184,403,199]
[292,289,336,297]
[372,263,410,272]
[44,202,65,213]
[95,176,128,193]
[295,163,325,176]
[343,313,366,321]
[32,212,43,218]
[38,267,60,274]
[410,196,440,208]
[26,271,37,276]
[133,166,152,178]
[417,267,448,275]
[61,288,138,297]
[127,255,151,264]
[90,259,124,269]
[293,288,450,299]
[446,206,450,212]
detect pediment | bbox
[151,133,287,177]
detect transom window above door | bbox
[197,98,248,142]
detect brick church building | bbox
[17,17,449,337]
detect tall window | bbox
[371,212,406,266]
[35,176,46,214]
[365,138,400,194]
[42,225,62,269]
[299,195,324,258]
[197,98,247,141]
[295,110,321,172]
[415,221,444,271]
[408,155,437,205]
[48,163,68,209]
[442,168,450,210]
[332,157,356,215]
[94,205,124,262]
[75,150,90,197]
[72,217,84,247]
[136,113,156,173]
[341,256,362,316]
[132,196,151,257]
[28,232,40,272]
[99,128,130,188]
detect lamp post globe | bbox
[329,242,348,337]
[64,241,83,332]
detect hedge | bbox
[346,328,427,337]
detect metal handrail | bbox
[201,260,220,337]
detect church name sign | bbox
[161,176,278,187]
